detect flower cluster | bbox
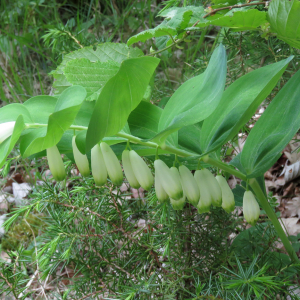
[44,139,260,225]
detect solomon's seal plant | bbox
[2,2,300,293]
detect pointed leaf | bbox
[240,68,300,178]
[200,56,293,154]
[86,56,160,151]
[151,44,226,146]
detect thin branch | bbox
[147,20,200,56]
[0,271,13,290]
[78,290,104,300]
[203,2,267,18]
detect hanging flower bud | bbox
[129,150,153,191]
[155,166,169,203]
[170,195,186,210]
[194,170,212,213]
[46,145,66,181]
[122,150,140,189]
[72,136,90,177]
[0,122,15,144]
[202,169,222,207]
[179,165,200,207]
[154,159,183,200]
[215,175,235,213]
[100,142,123,186]
[91,144,107,186]
[170,167,186,210]
[243,191,260,226]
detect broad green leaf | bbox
[240,68,300,178]
[0,103,32,124]
[151,44,226,146]
[200,57,293,154]
[21,86,87,158]
[86,56,160,151]
[187,9,267,31]
[268,0,300,49]
[178,123,202,154]
[0,115,25,168]
[23,96,57,124]
[128,101,162,139]
[127,7,193,46]
[73,101,95,127]
[51,43,143,96]
[64,59,120,101]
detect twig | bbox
[64,31,84,48]
[96,252,137,280]
[78,290,104,300]
[147,20,200,56]
[203,2,267,18]
[0,271,13,289]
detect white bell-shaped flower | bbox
[0,122,15,144]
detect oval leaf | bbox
[22,85,87,157]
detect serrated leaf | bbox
[267,0,300,49]
[158,6,194,30]
[150,44,226,146]
[127,22,177,46]
[21,86,87,158]
[240,68,300,178]
[64,58,120,101]
[51,43,143,96]
[200,56,293,154]
[128,7,194,46]
[187,9,267,31]
[86,56,160,151]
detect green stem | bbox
[249,178,299,263]
[25,123,196,157]
[202,155,247,181]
